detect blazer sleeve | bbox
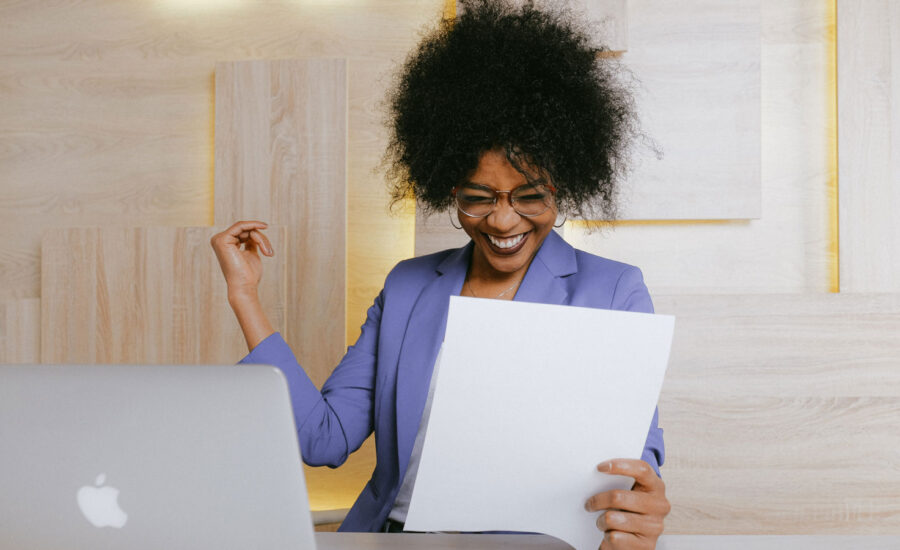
[610,265,666,476]
[239,290,384,468]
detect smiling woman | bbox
[455,148,558,297]
[211,0,668,548]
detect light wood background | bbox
[2,0,899,536]
[41,227,287,363]
[837,0,900,293]
[655,293,900,534]
[0,299,39,363]
[215,58,346,387]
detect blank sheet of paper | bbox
[405,296,674,550]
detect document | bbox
[405,296,674,550]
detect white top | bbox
[387,348,442,524]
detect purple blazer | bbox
[240,230,665,532]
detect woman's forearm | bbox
[228,290,275,352]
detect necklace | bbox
[465,278,520,299]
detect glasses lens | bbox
[511,184,553,216]
[456,187,495,217]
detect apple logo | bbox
[77,473,128,528]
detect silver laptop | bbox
[0,364,316,550]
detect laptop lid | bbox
[0,364,316,550]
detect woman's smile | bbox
[483,231,530,254]
[459,149,556,280]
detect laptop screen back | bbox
[0,364,316,550]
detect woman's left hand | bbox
[585,459,670,550]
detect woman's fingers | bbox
[586,459,670,548]
[210,221,273,292]
[600,530,654,550]
[596,510,664,538]
[226,220,268,237]
[598,459,665,493]
[586,488,667,516]
[211,222,271,252]
[248,229,274,256]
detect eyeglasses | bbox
[452,182,557,218]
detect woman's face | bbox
[458,149,557,280]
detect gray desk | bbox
[316,533,900,549]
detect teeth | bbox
[487,233,525,249]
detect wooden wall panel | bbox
[215,59,346,388]
[837,0,900,292]
[617,0,761,220]
[0,0,435,306]
[41,227,286,364]
[654,293,900,534]
[0,299,40,363]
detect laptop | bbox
[0,364,317,550]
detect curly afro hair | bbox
[384,0,640,220]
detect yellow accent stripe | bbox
[443,0,456,20]
[827,0,840,292]
[565,219,743,229]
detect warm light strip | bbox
[566,219,744,229]
[444,0,456,20]
[827,0,840,292]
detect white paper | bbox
[405,296,674,550]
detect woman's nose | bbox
[485,195,520,231]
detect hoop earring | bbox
[449,208,462,230]
[554,213,567,228]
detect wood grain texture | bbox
[215,59,346,388]
[615,0,761,220]
[41,227,286,364]
[0,0,439,300]
[0,299,40,363]
[837,0,900,292]
[654,293,900,534]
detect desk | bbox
[316,533,900,549]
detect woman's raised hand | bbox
[585,459,670,550]
[210,220,274,301]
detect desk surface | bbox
[316,533,900,549]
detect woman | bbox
[211,1,670,548]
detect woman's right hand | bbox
[210,220,274,302]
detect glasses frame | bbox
[451,182,558,218]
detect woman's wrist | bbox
[227,288,275,351]
[227,286,260,309]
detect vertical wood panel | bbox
[41,227,286,364]
[838,0,900,292]
[0,299,40,363]
[215,59,346,387]
[617,0,761,220]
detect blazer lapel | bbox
[394,244,470,477]
[514,230,576,306]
